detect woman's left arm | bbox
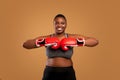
[74,34,99,47]
[84,37,99,47]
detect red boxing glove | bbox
[45,37,60,49]
[60,37,85,51]
[36,37,60,49]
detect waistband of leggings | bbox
[45,65,73,69]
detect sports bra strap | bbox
[65,33,68,38]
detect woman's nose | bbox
[56,23,62,27]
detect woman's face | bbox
[54,17,67,34]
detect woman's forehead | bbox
[54,17,66,22]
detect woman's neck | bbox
[54,32,66,37]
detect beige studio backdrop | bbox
[0,0,120,80]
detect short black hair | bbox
[54,14,67,21]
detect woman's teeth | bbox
[57,28,62,30]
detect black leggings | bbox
[42,66,76,80]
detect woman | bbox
[23,14,99,80]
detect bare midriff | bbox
[46,57,73,67]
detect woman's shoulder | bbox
[67,33,84,38]
[67,33,80,37]
[35,34,52,39]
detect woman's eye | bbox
[61,22,65,25]
[55,22,59,25]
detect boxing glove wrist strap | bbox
[35,38,45,47]
[77,38,85,46]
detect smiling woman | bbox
[23,14,99,80]
[53,14,67,34]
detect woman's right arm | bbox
[23,36,48,49]
[23,38,37,49]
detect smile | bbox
[57,28,63,31]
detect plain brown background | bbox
[0,0,120,80]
